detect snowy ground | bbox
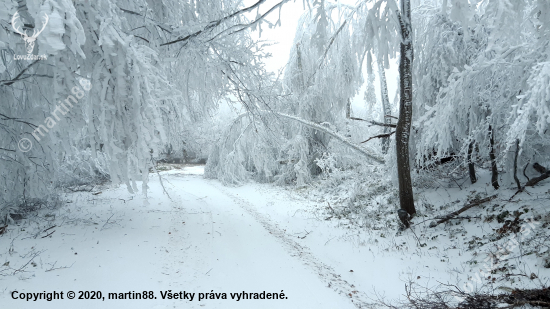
[1,165,549,309]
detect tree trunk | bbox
[467,141,477,184]
[533,163,547,174]
[525,163,550,187]
[489,125,499,190]
[345,98,351,138]
[513,139,522,191]
[396,0,416,226]
[378,60,392,154]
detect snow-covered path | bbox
[162,169,359,309]
[1,167,369,309]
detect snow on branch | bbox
[350,117,397,128]
[260,111,385,164]
[161,0,289,46]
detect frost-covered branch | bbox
[350,117,397,128]
[209,0,291,41]
[261,111,385,164]
[161,0,289,46]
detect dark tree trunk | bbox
[513,139,522,191]
[396,0,416,226]
[488,125,499,190]
[525,163,550,187]
[533,163,547,174]
[467,142,477,184]
[378,60,392,154]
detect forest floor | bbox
[1,165,549,309]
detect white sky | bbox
[243,0,306,73]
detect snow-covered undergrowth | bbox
[0,149,111,226]
[283,161,550,302]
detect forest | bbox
[1,0,550,308]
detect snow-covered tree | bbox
[413,0,550,190]
[0,0,285,214]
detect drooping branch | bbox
[271,112,385,164]
[303,2,369,87]
[232,111,385,164]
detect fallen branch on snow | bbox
[433,215,481,220]
[46,261,75,272]
[525,163,550,187]
[510,163,550,200]
[429,195,497,228]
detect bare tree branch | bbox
[360,131,395,144]
[161,0,286,47]
[0,60,40,86]
[0,113,38,129]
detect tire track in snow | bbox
[208,181,375,309]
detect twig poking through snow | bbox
[101,213,115,231]
[299,230,311,239]
[41,230,55,238]
[46,261,75,272]
[12,250,44,275]
[326,202,335,214]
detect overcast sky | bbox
[243,0,306,73]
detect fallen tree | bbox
[525,163,550,187]
[234,111,386,164]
